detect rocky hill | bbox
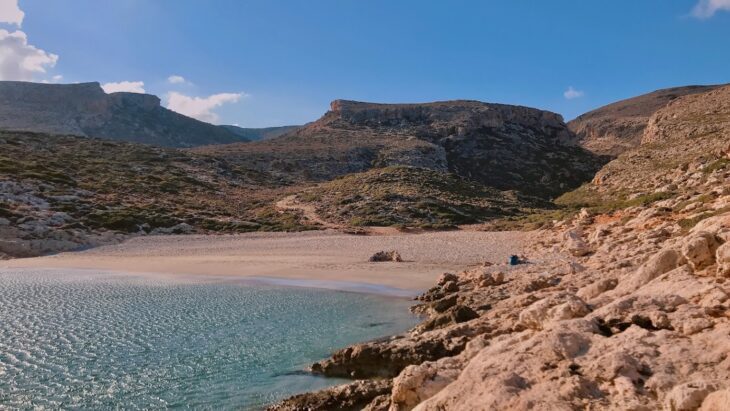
[197,99,605,199]
[559,85,730,216]
[0,81,247,147]
[270,85,730,411]
[567,85,722,156]
[291,166,548,229]
[221,124,301,141]
[0,131,312,259]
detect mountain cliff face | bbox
[0,81,247,147]
[197,99,604,199]
[567,85,722,156]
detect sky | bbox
[0,0,729,127]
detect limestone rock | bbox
[390,358,462,411]
[564,229,591,257]
[665,382,719,411]
[699,389,730,411]
[577,278,618,301]
[681,232,719,271]
[519,293,590,330]
[715,243,730,277]
[614,248,685,295]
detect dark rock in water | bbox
[310,335,465,379]
[266,379,392,411]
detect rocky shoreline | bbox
[269,83,730,411]
[268,146,730,410]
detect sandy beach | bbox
[0,230,527,292]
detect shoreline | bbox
[0,230,527,292]
[2,266,420,298]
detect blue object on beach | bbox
[509,255,520,265]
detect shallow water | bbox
[0,269,418,410]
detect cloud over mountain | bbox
[166,91,244,123]
[101,81,146,94]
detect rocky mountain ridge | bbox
[0,81,248,147]
[197,99,605,199]
[567,84,723,156]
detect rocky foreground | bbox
[269,87,730,410]
[270,189,730,411]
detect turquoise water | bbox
[0,269,418,410]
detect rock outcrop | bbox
[0,81,247,147]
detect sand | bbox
[0,230,527,292]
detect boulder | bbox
[441,281,459,293]
[431,295,458,313]
[390,358,462,411]
[681,232,719,271]
[665,382,719,411]
[370,250,403,262]
[700,389,730,411]
[519,293,590,330]
[563,229,591,257]
[478,271,506,288]
[715,243,730,277]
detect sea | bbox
[0,269,418,410]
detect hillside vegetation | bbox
[0,131,312,258]
[294,166,548,229]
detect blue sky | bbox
[3,0,730,127]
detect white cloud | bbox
[166,91,245,123]
[167,75,187,84]
[0,29,58,80]
[563,86,585,100]
[0,0,24,26]
[692,0,730,18]
[52,74,62,82]
[101,81,146,94]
